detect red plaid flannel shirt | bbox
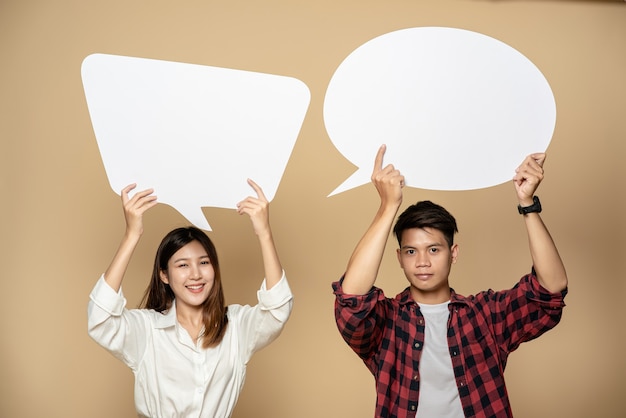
[333,271,566,418]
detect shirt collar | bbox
[395,286,470,306]
[449,288,469,306]
[154,300,178,329]
[395,288,416,306]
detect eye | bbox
[201,260,211,265]
[406,249,415,255]
[177,263,188,268]
[429,247,439,254]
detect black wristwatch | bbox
[518,196,542,215]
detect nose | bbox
[415,252,430,267]
[190,264,202,280]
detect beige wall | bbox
[1,0,625,417]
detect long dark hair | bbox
[139,227,228,348]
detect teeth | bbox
[187,284,203,290]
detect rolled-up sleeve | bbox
[257,271,293,323]
[237,272,293,361]
[87,275,147,368]
[492,270,567,353]
[88,275,126,318]
[524,270,568,309]
[332,278,386,361]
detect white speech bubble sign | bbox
[82,53,310,230]
[324,27,556,196]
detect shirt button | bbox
[414,342,420,349]
[410,404,416,411]
[413,375,419,381]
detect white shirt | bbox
[88,273,293,418]
[416,301,464,418]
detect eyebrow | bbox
[172,255,210,263]
[400,243,445,250]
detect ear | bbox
[396,248,403,267]
[451,243,459,264]
[159,270,169,284]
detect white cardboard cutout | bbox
[324,27,556,196]
[82,53,310,230]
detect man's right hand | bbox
[371,144,405,209]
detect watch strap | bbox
[518,196,542,215]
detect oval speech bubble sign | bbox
[82,54,310,230]
[323,27,556,196]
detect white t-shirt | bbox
[416,301,464,418]
[88,273,293,418]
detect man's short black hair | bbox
[393,201,458,247]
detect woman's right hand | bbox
[121,184,158,237]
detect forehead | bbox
[169,240,209,261]
[400,227,448,247]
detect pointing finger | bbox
[247,178,267,201]
[373,144,386,172]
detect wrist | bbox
[518,196,542,215]
[377,204,400,222]
[123,228,143,242]
[380,197,402,211]
[255,227,273,241]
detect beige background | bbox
[1,0,625,417]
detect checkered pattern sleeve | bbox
[477,270,567,355]
[449,271,567,416]
[332,278,387,366]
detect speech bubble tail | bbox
[328,169,371,197]
[178,207,213,231]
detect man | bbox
[333,145,568,418]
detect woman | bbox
[88,180,293,418]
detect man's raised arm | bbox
[513,153,568,293]
[342,145,405,295]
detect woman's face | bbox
[159,240,215,310]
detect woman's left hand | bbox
[237,179,271,237]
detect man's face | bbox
[396,227,458,304]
